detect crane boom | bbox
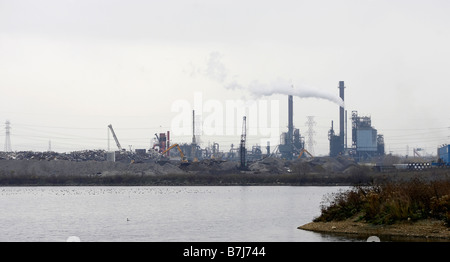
[161,143,187,162]
[298,148,314,159]
[108,124,122,151]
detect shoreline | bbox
[299,219,450,241]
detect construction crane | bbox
[298,148,314,159]
[413,148,423,158]
[108,124,123,151]
[239,116,247,169]
[161,143,188,163]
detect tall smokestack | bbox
[345,110,347,149]
[338,81,345,149]
[288,95,293,143]
[192,110,196,144]
[167,131,170,157]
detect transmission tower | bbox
[239,116,247,170]
[4,120,12,152]
[305,116,316,155]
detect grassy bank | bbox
[314,178,450,226]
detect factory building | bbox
[351,111,385,160]
[328,120,343,157]
[278,95,305,159]
[329,81,385,161]
[437,144,450,164]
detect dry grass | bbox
[315,177,450,226]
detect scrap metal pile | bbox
[0,150,152,162]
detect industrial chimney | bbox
[338,81,345,150]
[328,81,346,157]
[288,95,293,144]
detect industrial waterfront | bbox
[2,81,449,181]
[2,1,450,249]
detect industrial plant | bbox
[328,81,385,161]
[139,80,388,165]
[2,80,449,174]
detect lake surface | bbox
[0,186,358,242]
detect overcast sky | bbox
[1,0,450,156]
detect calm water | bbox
[0,186,357,242]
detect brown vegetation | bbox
[314,178,450,226]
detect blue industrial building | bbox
[438,144,450,163]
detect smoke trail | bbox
[247,78,345,107]
[204,52,344,107]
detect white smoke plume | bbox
[205,52,344,107]
[247,78,345,107]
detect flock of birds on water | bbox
[0,186,216,196]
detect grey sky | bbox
[1,0,449,156]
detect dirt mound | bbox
[0,160,186,177]
[249,157,287,173]
[293,156,357,173]
[181,159,239,173]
